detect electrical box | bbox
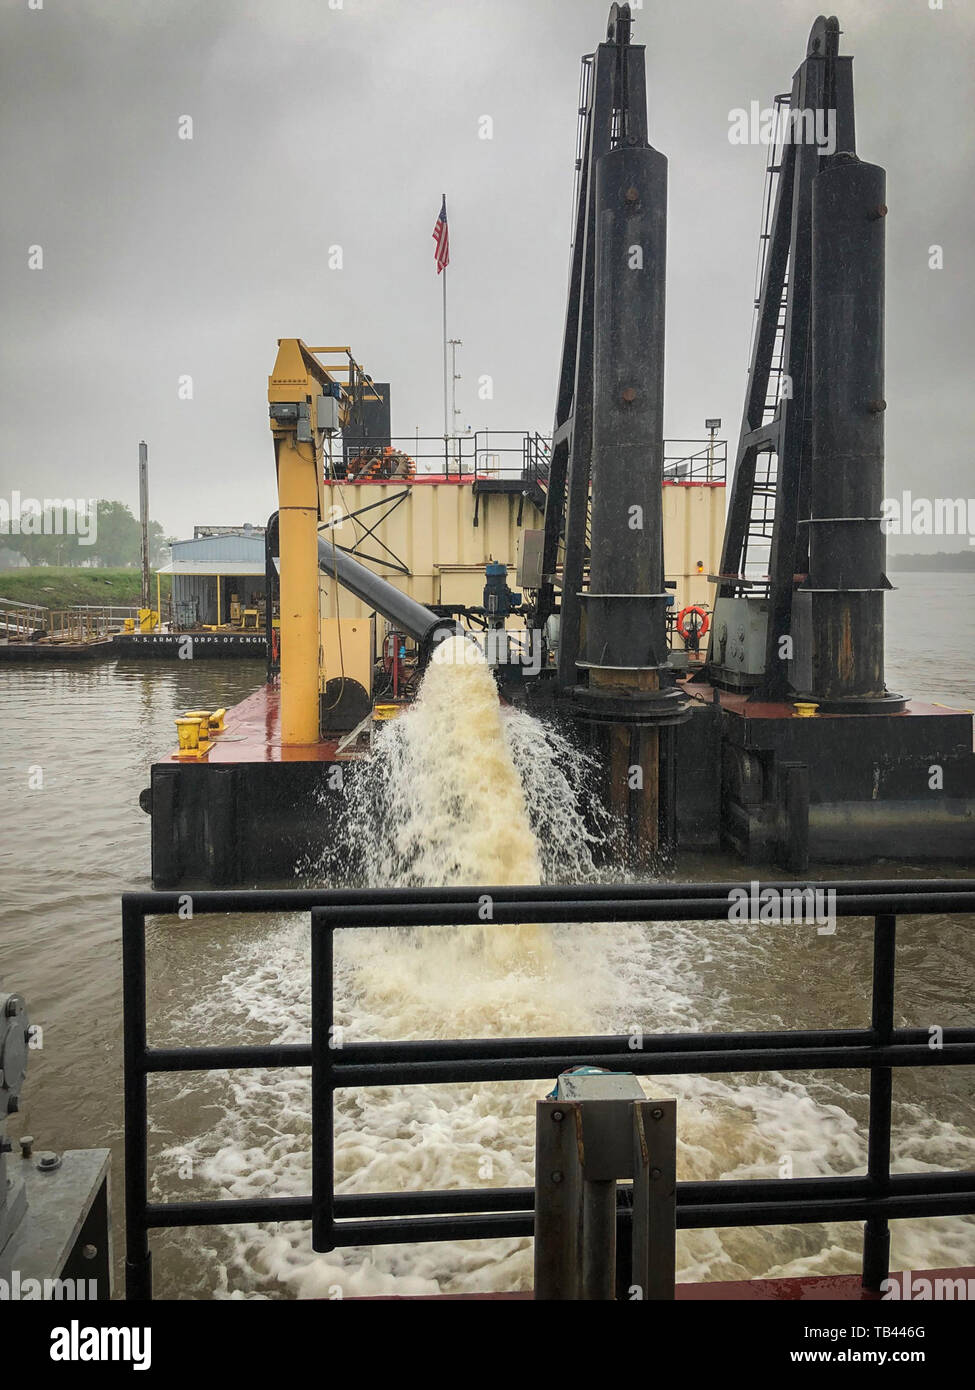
[516,529,545,590]
[710,596,769,689]
[316,394,340,434]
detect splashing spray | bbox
[343,633,601,966]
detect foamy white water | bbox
[149,637,975,1297]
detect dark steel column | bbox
[804,155,904,711]
[583,144,669,672]
[572,141,688,862]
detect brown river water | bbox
[1,572,973,1298]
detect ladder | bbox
[739,95,792,591]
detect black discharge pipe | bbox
[803,154,904,711]
[316,535,460,660]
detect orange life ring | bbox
[676,605,710,641]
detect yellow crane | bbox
[268,339,384,744]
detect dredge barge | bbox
[143,9,974,886]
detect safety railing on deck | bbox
[330,432,726,492]
[663,439,728,484]
[335,431,538,484]
[122,880,975,1299]
[0,599,143,643]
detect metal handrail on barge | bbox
[121,879,975,1299]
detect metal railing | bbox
[663,439,728,484]
[0,601,143,643]
[331,432,725,492]
[122,879,975,1300]
[0,595,48,638]
[336,431,543,485]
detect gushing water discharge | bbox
[152,637,975,1297]
[348,634,551,967]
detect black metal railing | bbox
[328,432,726,492]
[122,879,975,1299]
[662,439,728,484]
[334,431,540,485]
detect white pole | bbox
[449,338,462,465]
[442,265,449,441]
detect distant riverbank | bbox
[0,566,171,610]
[887,551,975,571]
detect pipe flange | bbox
[798,691,907,715]
[565,683,692,726]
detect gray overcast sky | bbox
[1,0,972,542]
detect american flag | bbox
[432,195,449,274]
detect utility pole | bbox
[138,440,150,610]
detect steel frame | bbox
[712,17,858,696]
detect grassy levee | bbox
[0,567,172,611]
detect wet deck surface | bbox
[359,1267,973,1300]
[172,677,973,766]
[170,683,345,763]
[682,679,970,721]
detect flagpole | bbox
[441,196,449,443]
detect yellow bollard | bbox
[208,708,227,733]
[175,717,201,753]
[184,711,212,747]
[793,701,820,718]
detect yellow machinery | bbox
[125,609,159,633]
[268,339,382,745]
[268,337,725,747]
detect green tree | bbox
[149,521,176,568]
[5,500,172,568]
[90,500,141,567]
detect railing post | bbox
[632,1100,677,1301]
[534,1073,676,1300]
[534,1101,585,1299]
[122,900,152,1300]
[863,911,896,1291]
[310,908,336,1252]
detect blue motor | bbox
[483,562,521,624]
